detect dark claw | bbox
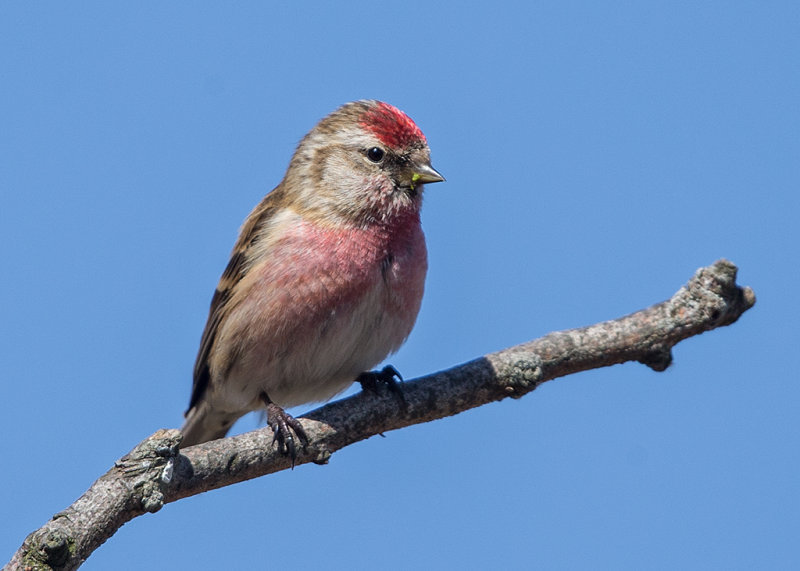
[358,365,402,391]
[357,365,408,411]
[263,400,308,467]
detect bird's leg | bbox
[260,392,308,466]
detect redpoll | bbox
[181,100,443,457]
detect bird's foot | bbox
[357,365,408,411]
[262,397,308,467]
[357,365,403,393]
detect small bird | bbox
[181,100,444,455]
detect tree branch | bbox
[8,259,755,571]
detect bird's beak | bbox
[411,162,445,186]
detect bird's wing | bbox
[186,188,285,413]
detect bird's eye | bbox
[366,147,385,163]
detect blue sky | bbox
[2,2,797,569]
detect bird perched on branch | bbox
[181,100,444,457]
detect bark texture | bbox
[7,259,755,571]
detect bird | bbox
[180,100,444,458]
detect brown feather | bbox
[186,185,287,414]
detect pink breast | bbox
[253,211,427,338]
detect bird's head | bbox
[285,100,444,225]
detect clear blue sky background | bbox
[2,2,797,569]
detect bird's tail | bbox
[180,402,241,448]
